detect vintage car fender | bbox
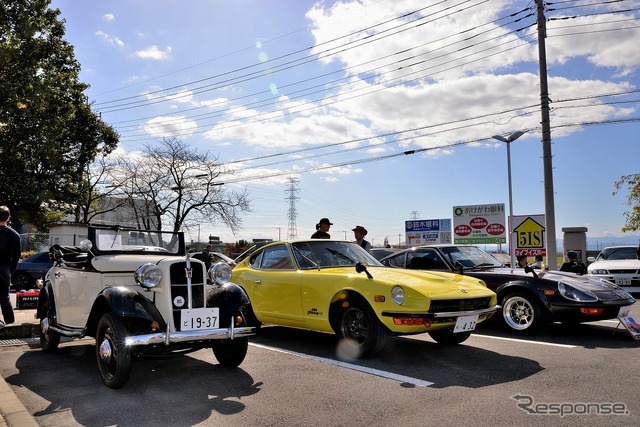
[87,287,166,330]
[495,280,551,309]
[207,282,251,323]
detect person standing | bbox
[352,225,372,253]
[515,253,529,268]
[531,253,544,269]
[311,218,332,239]
[0,206,20,328]
[201,244,212,271]
[559,250,587,274]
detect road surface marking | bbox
[472,334,576,348]
[250,342,434,387]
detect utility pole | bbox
[536,0,558,269]
[285,178,299,240]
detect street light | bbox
[492,131,524,269]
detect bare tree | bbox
[111,137,251,233]
[72,154,128,224]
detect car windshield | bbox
[596,247,639,261]
[91,228,183,255]
[439,246,503,269]
[292,241,382,269]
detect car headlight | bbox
[209,262,232,285]
[390,286,405,305]
[589,269,609,275]
[134,263,162,289]
[558,282,598,302]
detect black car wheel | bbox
[428,329,472,345]
[39,299,60,352]
[212,312,249,367]
[96,313,132,389]
[501,293,545,333]
[12,272,31,291]
[337,301,388,358]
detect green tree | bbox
[614,174,640,232]
[0,0,118,230]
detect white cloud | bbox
[95,30,124,47]
[135,45,173,60]
[142,116,197,138]
[103,13,114,22]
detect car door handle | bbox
[254,280,261,284]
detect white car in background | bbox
[587,245,640,294]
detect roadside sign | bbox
[452,203,506,244]
[512,214,546,256]
[405,219,451,247]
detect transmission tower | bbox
[285,178,299,240]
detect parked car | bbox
[370,247,399,261]
[37,225,255,388]
[230,239,498,358]
[12,251,53,291]
[379,245,636,334]
[587,245,640,294]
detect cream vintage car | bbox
[230,240,499,358]
[37,225,255,388]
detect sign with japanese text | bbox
[512,214,546,256]
[405,219,452,247]
[452,204,506,244]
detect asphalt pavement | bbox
[0,292,40,427]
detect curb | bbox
[0,324,40,341]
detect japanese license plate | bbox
[181,308,219,331]
[615,278,632,286]
[453,315,478,333]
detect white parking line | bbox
[250,342,434,387]
[472,334,576,348]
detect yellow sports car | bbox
[230,240,498,357]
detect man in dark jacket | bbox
[559,250,586,274]
[0,206,21,327]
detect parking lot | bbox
[0,301,638,426]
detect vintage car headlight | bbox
[134,263,162,289]
[209,262,232,285]
[589,268,609,275]
[558,282,598,302]
[390,286,405,305]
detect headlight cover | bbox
[390,286,405,305]
[134,263,162,289]
[558,282,598,302]
[209,262,232,285]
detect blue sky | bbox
[50,0,640,248]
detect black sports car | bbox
[380,245,636,334]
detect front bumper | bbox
[125,324,255,346]
[382,305,499,319]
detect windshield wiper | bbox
[293,246,319,269]
[326,248,354,264]
[472,263,498,270]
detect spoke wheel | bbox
[96,313,131,389]
[501,293,545,334]
[39,299,60,352]
[337,302,387,358]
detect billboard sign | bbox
[512,214,546,256]
[405,219,451,247]
[453,203,506,244]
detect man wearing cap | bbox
[311,218,332,239]
[559,250,587,274]
[352,225,371,253]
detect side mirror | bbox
[355,262,373,279]
[524,265,538,278]
[79,239,93,251]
